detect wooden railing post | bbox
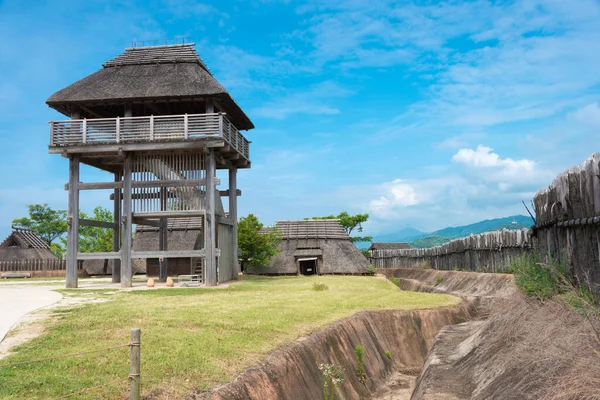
[116,117,121,143]
[184,114,189,139]
[149,115,154,141]
[218,113,223,138]
[82,119,87,144]
[129,328,141,400]
[49,122,54,146]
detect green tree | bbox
[238,214,281,269]
[308,211,373,243]
[12,204,68,246]
[59,206,114,253]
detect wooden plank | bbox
[121,154,133,288]
[113,172,121,283]
[229,166,239,280]
[49,139,227,155]
[131,250,209,259]
[77,252,122,260]
[131,217,161,227]
[66,178,219,191]
[218,189,242,197]
[79,218,117,229]
[204,149,217,286]
[133,210,205,219]
[66,156,80,288]
[217,216,234,226]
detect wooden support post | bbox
[66,156,80,288]
[206,98,214,114]
[112,172,122,283]
[121,154,133,288]
[204,149,217,286]
[158,187,168,282]
[129,328,141,400]
[229,167,239,279]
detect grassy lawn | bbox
[0,275,459,399]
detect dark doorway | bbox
[299,259,317,275]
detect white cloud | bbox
[452,145,540,189]
[569,103,600,127]
[369,179,419,218]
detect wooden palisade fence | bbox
[371,153,600,295]
[370,228,533,273]
[533,153,600,294]
[0,259,66,272]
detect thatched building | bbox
[133,218,202,277]
[0,228,57,261]
[248,220,369,275]
[368,242,412,251]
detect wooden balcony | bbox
[49,113,250,161]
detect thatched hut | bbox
[248,220,369,275]
[133,218,203,277]
[368,242,412,251]
[0,228,57,261]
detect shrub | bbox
[313,282,329,291]
[390,277,400,286]
[319,363,343,400]
[434,274,444,286]
[355,345,366,384]
[366,264,375,276]
[510,252,569,298]
[385,351,392,360]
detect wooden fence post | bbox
[130,328,141,400]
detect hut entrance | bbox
[298,257,317,275]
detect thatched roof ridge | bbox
[262,220,350,240]
[369,242,412,250]
[0,228,50,250]
[46,44,254,130]
[0,229,57,260]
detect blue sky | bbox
[1,0,600,240]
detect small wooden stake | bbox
[130,328,141,400]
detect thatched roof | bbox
[133,218,202,253]
[263,220,350,240]
[46,44,254,130]
[0,229,57,260]
[369,242,412,250]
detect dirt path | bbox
[0,287,63,343]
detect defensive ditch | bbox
[195,269,600,400]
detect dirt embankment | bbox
[193,305,472,400]
[378,268,600,400]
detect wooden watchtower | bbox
[46,44,253,288]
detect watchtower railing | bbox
[50,113,250,160]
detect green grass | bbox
[0,275,459,399]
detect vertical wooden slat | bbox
[229,167,239,280]
[113,172,122,283]
[121,154,133,288]
[204,149,217,286]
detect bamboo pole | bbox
[129,328,141,400]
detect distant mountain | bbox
[373,227,426,243]
[372,215,533,249]
[430,215,532,240]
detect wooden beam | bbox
[158,188,168,283]
[131,250,213,259]
[77,252,121,260]
[112,172,121,283]
[131,217,161,227]
[66,178,219,191]
[48,139,227,155]
[218,189,242,197]
[217,216,233,226]
[121,154,133,288]
[66,156,80,288]
[229,167,239,280]
[79,218,117,230]
[111,191,177,201]
[133,210,205,219]
[204,149,217,286]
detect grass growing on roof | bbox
[0,275,459,399]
